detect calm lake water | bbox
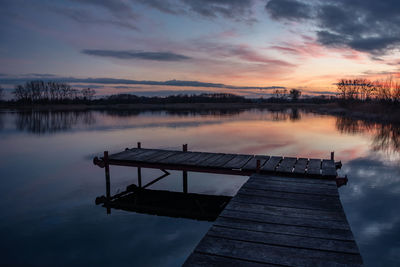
[0,108,399,266]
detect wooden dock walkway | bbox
[95,146,339,178]
[93,144,361,266]
[184,174,362,266]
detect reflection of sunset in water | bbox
[1,108,400,266]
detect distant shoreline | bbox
[1,102,399,124]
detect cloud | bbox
[131,0,256,21]
[265,0,311,20]
[265,0,400,55]
[53,7,139,31]
[182,0,254,19]
[0,75,285,91]
[81,49,191,61]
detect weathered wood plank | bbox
[194,236,362,266]
[214,217,355,241]
[293,158,308,174]
[208,226,359,254]
[146,150,181,163]
[183,152,216,166]
[109,148,150,160]
[158,151,198,164]
[261,156,282,171]
[276,157,297,173]
[223,155,253,169]
[234,192,341,211]
[250,173,336,186]
[242,155,270,170]
[247,177,338,191]
[207,153,237,168]
[196,153,227,167]
[121,149,165,162]
[322,159,337,177]
[244,180,339,196]
[221,209,350,230]
[250,174,337,187]
[184,252,273,267]
[238,187,340,202]
[225,201,346,221]
[307,159,322,175]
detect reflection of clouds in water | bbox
[340,155,400,266]
[361,221,396,241]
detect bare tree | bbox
[81,88,96,100]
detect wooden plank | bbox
[183,152,216,166]
[250,174,337,186]
[158,151,198,164]
[247,177,338,191]
[208,226,359,254]
[146,150,181,163]
[244,180,339,196]
[307,159,322,175]
[214,217,355,241]
[206,154,237,168]
[120,149,164,162]
[221,209,350,230]
[234,192,341,211]
[242,155,270,171]
[194,236,362,266]
[223,155,253,169]
[276,157,297,173]
[183,252,273,267]
[109,148,148,160]
[293,158,308,174]
[250,174,337,187]
[322,159,337,177]
[225,201,346,222]
[261,156,282,171]
[196,153,226,167]
[238,187,339,203]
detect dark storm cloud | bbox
[81,49,191,61]
[0,75,285,91]
[265,0,400,55]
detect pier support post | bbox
[183,144,188,193]
[137,142,142,187]
[256,159,261,173]
[331,151,335,161]
[104,151,111,214]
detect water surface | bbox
[0,108,399,266]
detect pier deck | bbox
[93,145,361,266]
[100,147,338,178]
[183,174,362,266]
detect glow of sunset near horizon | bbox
[1,0,400,97]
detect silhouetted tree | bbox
[289,89,301,101]
[81,88,96,100]
[0,86,4,101]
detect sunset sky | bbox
[1,0,400,97]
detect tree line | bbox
[337,77,400,102]
[11,81,96,103]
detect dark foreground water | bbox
[0,108,399,266]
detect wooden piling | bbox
[104,151,111,214]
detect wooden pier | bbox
[93,144,362,266]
